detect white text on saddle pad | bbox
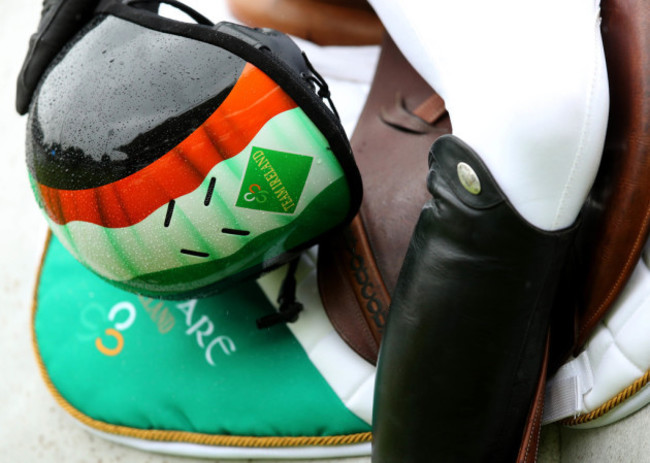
[176,299,237,365]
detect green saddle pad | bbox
[32,234,372,459]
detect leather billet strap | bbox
[516,335,550,463]
[317,34,451,364]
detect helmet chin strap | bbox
[256,257,304,329]
[300,51,340,121]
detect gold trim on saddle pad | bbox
[562,371,650,426]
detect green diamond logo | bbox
[236,147,313,214]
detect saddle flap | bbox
[317,35,451,364]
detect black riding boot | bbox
[372,135,576,462]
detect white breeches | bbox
[368,0,609,231]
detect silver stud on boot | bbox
[457,162,481,195]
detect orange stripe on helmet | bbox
[39,63,297,228]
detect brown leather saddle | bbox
[319,0,650,461]
[226,0,383,46]
[319,0,650,373]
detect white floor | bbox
[1,1,648,462]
